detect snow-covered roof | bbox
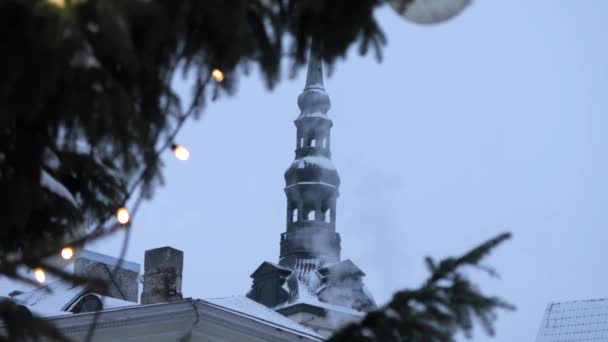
[275,258,374,314]
[250,261,292,277]
[536,298,608,342]
[319,259,365,277]
[12,280,83,316]
[203,296,324,339]
[278,297,366,318]
[67,293,137,312]
[10,279,322,339]
[11,280,136,317]
[16,299,324,342]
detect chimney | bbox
[141,246,183,305]
[74,250,140,303]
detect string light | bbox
[171,144,190,161]
[48,0,66,7]
[10,51,205,295]
[116,207,130,224]
[212,69,224,82]
[61,247,74,260]
[34,268,46,283]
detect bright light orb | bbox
[116,207,130,224]
[61,247,74,260]
[48,0,66,7]
[172,145,190,161]
[34,268,46,283]
[212,69,224,82]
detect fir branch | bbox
[329,233,514,342]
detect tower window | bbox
[292,208,298,222]
[321,138,326,148]
[300,138,304,148]
[306,210,315,221]
[324,209,331,223]
[311,139,316,147]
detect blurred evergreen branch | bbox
[329,233,514,342]
[0,0,508,340]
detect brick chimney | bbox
[141,246,183,305]
[74,250,140,303]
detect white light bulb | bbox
[61,247,74,260]
[116,207,130,224]
[172,145,190,161]
[48,0,66,8]
[212,69,225,82]
[34,268,46,283]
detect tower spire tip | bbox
[304,42,324,90]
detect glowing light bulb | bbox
[171,144,190,161]
[212,69,224,82]
[48,0,66,7]
[34,268,46,283]
[61,247,74,260]
[116,207,130,224]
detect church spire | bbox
[247,44,376,318]
[281,46,340,267]
[297,45,331,116]
[304,44,324,89]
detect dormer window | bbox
[71,294,103,313]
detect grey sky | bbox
[3,1,607,341]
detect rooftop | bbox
[536,298,608,342]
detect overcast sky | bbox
[3,1,608,341]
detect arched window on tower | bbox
[310,138,316,147]
[321,138,326,148]
[292,208,298,222]
[324,209,331,223]
[300,138,304,148]
[306,210,315,221]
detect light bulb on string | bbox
[61,247,74,260]
[389,0,471,24]
[212,69,224,82]
[116,207,130,225]
[171,144,190,161]
[34,268,46,283]
[48,0,66,8]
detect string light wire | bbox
[0,68,216,342]
[82,72,214,342]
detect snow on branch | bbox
[41,170,77,207]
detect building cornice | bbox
[33,299,324,341]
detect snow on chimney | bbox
[140,246,183,305]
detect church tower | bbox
[280,45,341,267]
[248,46,375,337]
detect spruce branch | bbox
[329,233,514,342]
